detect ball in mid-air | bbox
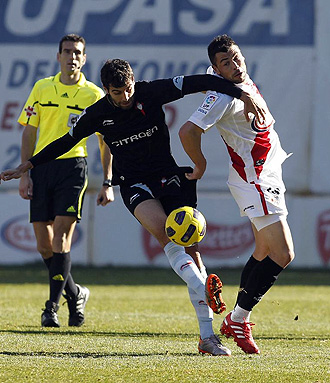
[165,206,206,247]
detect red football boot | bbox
[205,274,226,314]
[221,312,260,354]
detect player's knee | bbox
[287,248,295,264]
[37,245,52,259]
[282,248,295,268]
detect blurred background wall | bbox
[0,0,329,268]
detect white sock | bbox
[231,304,251,323]
[164,242,206,302]
[188,287,214,339]
[200,265,208,280]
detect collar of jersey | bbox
[206,65,251,90]
[54,72,87,86]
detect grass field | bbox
[0,265,329,383]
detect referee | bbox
[16,34,114,327]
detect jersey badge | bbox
[200,94,219,111]
[136,102,146,116]
[24,105,36,118]
[173,76,184,90]
[67,113,80,128]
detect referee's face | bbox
[57,41,86,76]
[107,79,135,110]
[212,45,247,84]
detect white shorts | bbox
[250,213,287,231]
[227,166,288,222]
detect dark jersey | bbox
[29,74,242,185]
[71,79,183,185]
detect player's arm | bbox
[1,133,78,182]
[182,75,265,123]
[178,121,206,181]
[19,124,37,199]
[96,135,114,207]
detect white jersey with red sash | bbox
[188,67,290,218]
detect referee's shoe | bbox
[41,300,60,327]
[63,284,90,327]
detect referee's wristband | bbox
[102,179,112,187]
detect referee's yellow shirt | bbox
[18,72,104,159]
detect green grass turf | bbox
[0,266,329,383]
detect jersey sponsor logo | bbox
[112,126,158,147]
[61,92,69,98]
[167,175,180,188]
[200,94,219,112]
[24,105,36,118]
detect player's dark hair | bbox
[100,59,134,89]
[208,34,236,65]
[59,34,86,54]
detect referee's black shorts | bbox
[30,157,88,222]
[120,166,197,216]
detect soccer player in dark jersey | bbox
[15,34,114,328]
[1,59,265,355]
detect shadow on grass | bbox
[0,351,197,358]
[0,264,329,286]
[1,329,329,342]
[0,329,196,338]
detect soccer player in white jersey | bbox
[179,35,295,354]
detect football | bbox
[165,206,207,247]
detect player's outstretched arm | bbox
[1,161,33,182]
[240,91,266,124]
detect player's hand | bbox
[97,186,115,206]
[19,174,33,200]
[0,161,33,182]
[240,91,266,124]
[185,165,205,180]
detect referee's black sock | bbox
[43,255,78,298]
[49,252,71,304]
[237,256,283,311]
[43,257,52,269]
[235,255,260,306]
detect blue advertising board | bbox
[0,0,314,45]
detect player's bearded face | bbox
[213,45,247,84]
[108,79,135,110]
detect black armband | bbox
[29,133,79,167]
[182,74,242,99]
